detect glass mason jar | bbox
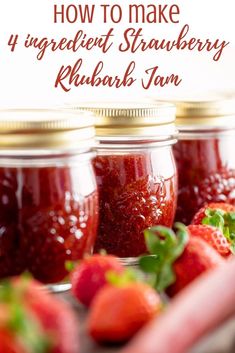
[173,97,235,224]
[73,103,178,263]
[0,109,98,288]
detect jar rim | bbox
[96,135,177,149]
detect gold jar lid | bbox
[0,109,95,150]
[172,95,235,129]
[69,102,176,140]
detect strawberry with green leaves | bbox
[0,277,79,353]
[192,202,235,254]
[139,224,224,296]
[192,202,235,225]
[0,280,51,353]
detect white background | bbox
[0,0,234,107]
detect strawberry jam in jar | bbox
[173,97,235,224]
[0,109,98,287]
[77,103,177,263]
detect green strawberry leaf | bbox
[202,208,235,254]
[139,255,160,273]
[106,268,142,287]
[144,226,176,255]
[139,223,189,293]
[16,312,51,353]
[202,209,225,232]
[157,262,176,293]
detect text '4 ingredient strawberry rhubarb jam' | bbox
[173,97,235,224]
[0,109,98,286]
[73,102,178,263]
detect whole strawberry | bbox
[167,236,224,296]
[0,281,50,353]
[71,254,124,307]
[139,224,224,296]
[0,277,79,353]
[187,224,231,257]
[191,202,235,254]
[87,282,161,343]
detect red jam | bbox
[0,166,98,283]
[174,138,235,224]
[93,152,177,257]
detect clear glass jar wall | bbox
[173,98,235,224]
[0,110,98,284]
[75,103,178,261]
[93,143,177,258]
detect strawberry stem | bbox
[139,223,189,293]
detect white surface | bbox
[0,0,234,107]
